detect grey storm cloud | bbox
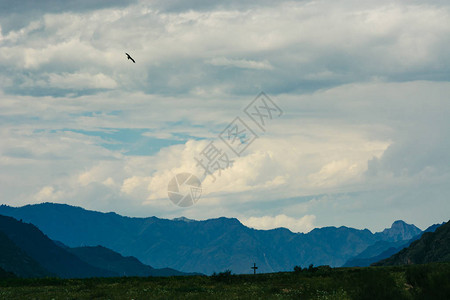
[1,0,450,97]
[149,0,286,13]
[0,0,137,33]
[0,0,449,231]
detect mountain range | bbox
[343,221,443,267]
[374,219,450,266]
[0,214,195,278]
[0,203,436,275]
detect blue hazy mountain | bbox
[0,214,195,278]
[0,214,115,278]
[63,245,199,277]
[373,219,450,266]
[343,221,439,267]
[0,203,426,274]
[343,239,412,267]
[374,220,422,242]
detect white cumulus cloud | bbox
[241,214,316,233]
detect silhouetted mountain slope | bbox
[0,214,194,278]
[0,229,50,278]
[423,222,444,233]
[343,240,408,267]
[0,266,15,278]
[0,203,432,274]
[0,214,116,278]
[66,245,197,277]
[374,220,450,266]
[343,222,442,267]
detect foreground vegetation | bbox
[0,263,449,299]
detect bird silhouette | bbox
[125,53,135,63]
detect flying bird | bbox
[125,53,135,63]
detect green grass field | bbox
[1,263,449,299]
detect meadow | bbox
[0,263,449,299]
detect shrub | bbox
[293,264,321,274]
[293,265,303,273]
[211,270,233,283]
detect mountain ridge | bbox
[0,202,422,234]
[342,221,439,267]
[0,202,433,274]
[65,245,200,277]
[0,214,116,278]
[373,219,450,266]
[0,214,195,278]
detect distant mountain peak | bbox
[388,220,417,231]
[376,220,422,242]
[392,220,407,225]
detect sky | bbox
[1,0,449,233]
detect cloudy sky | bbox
[1,0,449,233]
